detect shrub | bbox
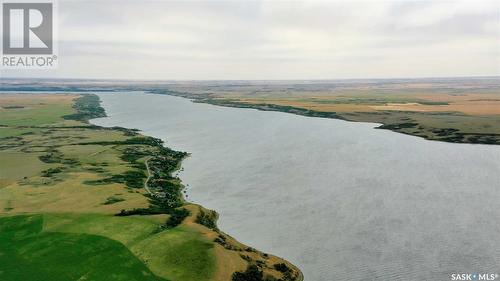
[63,94,106,122]
[41,167,63,177]
[273,263,291,273]
[165,208,190,228]
[103,196,125,205]
[195,208,218,230]
[85,170,146,189]
[232,265,264,281]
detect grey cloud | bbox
[3,0,499,80]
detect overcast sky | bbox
[1,0,499,80]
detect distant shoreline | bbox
[150,90,500,145]
[2,76,499,146]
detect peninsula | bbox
[0,92,302,281]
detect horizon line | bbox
[1,75,499,83]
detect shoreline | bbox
[150,90,500,145]
[90,94,304,281]
[2,87,498,145]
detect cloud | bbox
[2,0,499,79]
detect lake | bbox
[92,91,500,281]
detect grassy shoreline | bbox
[85,95,304,281]
[2,77,498,145]
[150,89,500,145]
[0,92,303,281]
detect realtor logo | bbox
[3,2,53,54]
[1,1,57,68]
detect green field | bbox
[0,215,166,281]
[0,94,76,127]
[0,93,300,281]
[0,94,216,281]
[44,213,216,281]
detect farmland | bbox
[151,77,500,144]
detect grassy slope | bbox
[0,93,301,281]
[44,213,216,281]
[0,94,215,281]
[0,215,165,281]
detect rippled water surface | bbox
[92,92,500,281]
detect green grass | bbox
[44,213,216,281]
[134,226,216,281]
[43,213,159,245]
[0,152,54,187]
[0,215,168,281]
[0,104,74,127]
[0,94,218,281]
[0,127,33,138]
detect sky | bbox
[1,0,499,80]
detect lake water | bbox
[92,91,500,281]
